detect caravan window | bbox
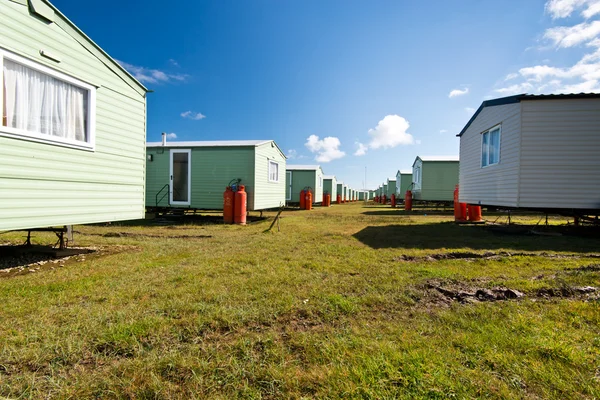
[1,49,96,150]
[268,160,279,182]
[481,125,501,167]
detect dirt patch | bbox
[0,244,137,278]
[423,279,597,305]
[75,231,212,239]
[395,251,600,262]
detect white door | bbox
[170,149,191,205]
[286,171,292,201]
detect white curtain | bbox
[3,59,87,142]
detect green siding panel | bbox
[286,168,324,204]
[253,142,286,210]
[324,178,337,199]
[414,161,459,201]
[0,1,146,231]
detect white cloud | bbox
[495,82,534,95]
[545,0,600,19]
[465,107,476,113]
[505,73,520,81]
[354,142,368,156]
[166,132,177,139]
[286,149,297,159]
[448,87,469,98]
[304,135,345,162]
[544,20,600,48]
[367,115,415,149]
[416,139,422,145]
[168,59,180,67]
[117,60,188,84]
[181,111,206,120]
[439,129,448,134]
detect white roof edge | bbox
[323,175,336,179]
[400,170,412,174]
[147,140,272,148]
[286,164,321,170]
[418,155,460,162]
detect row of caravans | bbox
[375,156,459,202]
[0,0,362,233]
[1,1,599,233]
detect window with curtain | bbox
[481,125,501,167]
[268,160,279,182]
[1,51,94,148]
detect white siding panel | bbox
[519,99,600,209]
[459,103,521,206]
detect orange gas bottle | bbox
[234,185,247,225]
[404,190,412,211]
[391,194,396,208]
[337,194,342,204]
[454,185,467,222]
[467,205,483,222]
[223,186,235,224]
[305,189,313,210]
[325,193,331,207]
[299,189,306,210]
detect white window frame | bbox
[268,160,279,183]
[481,124,501,168]
[0,48,96,151]
[286,171,292,201]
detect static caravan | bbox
[286,165,324,205]
[146,140,286,211]
[396,170,413,196]
[0,0,148,232]
[383,184,388,198]
[387,178,397,198]
[343,185,348,201]
[412,156,459,201]
[323,175,337,201]
[358,191,366,201]
[336,182,344,201]
[458,93,600,212]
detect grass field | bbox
[0,203,599,399]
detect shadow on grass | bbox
[353,222,600,253]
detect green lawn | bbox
[0,203,599,399]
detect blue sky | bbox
[54,0,600,189]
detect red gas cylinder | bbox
[382,194,387,204]
[300,189,306,210]
[305,190,313,211]
[325,193,331,207]
[336,194,342,204]
[374,195,378,203]
[404,190,412,211]
[223,186,235,224]
[467,205,483,222]
[234,185,247,225]
[391,194,396,208]
[454,185,467,222]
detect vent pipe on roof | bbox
[162,132,166,146]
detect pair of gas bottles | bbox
[223,185,247,225]
[299,189,313,210]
